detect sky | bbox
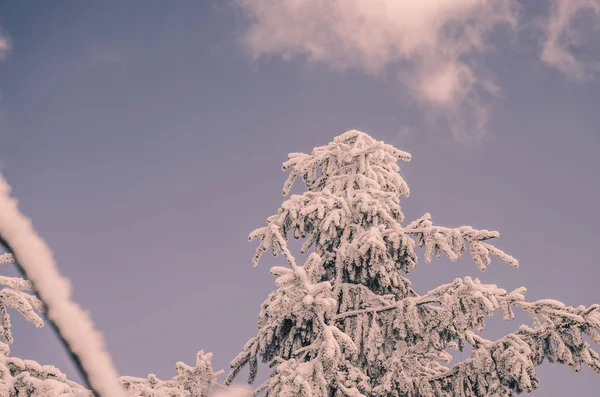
[0,0,599,395]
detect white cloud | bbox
[235,0,517,142]
[0,31,10,60]
[541,0,600,80]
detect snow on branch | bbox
[405,212,519,271]
[348,281,600,396]
[0,253,44,349]
[0,253,14,265]
[2,356,91,396]
[119,350,229,397]
[334,277,522,323]
[226,254,338,383]
[430,302,600,396]
[282,130,411,197]
[225,252,373,396]
[0,348,242,396]
[0,175,125,396]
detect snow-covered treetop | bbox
[228,130,600,397]
[250,130,517,297]
[282,129,411,200]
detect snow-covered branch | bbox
[119,350,227,397]
[405,212,519,270]
[430,301,600,396]
[0,253,44,349]
[1,356,92,396]
[0,175,125,396]
[0,348,242,396]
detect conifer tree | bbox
[226,130,600,397]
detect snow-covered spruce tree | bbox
[225,130,600,397]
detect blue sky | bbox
[0,1,599,395]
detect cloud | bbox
[0,31,10,60]
[235,0,517,142]
[541,0,600,80]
